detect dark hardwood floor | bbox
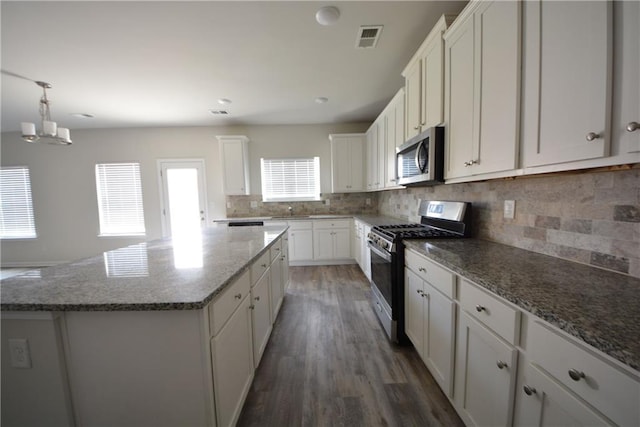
[237,265,464,427]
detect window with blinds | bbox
[0,167,37,239]
[261,157,321,202]
[95,163,146,236]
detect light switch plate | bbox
[504,200,515,219]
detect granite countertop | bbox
[1,226,287,312]
[213,214,408,226]
[404,239,640,372]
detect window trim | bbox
[260,157,321,202]
[0,166,37,240]
[95,162,146,237]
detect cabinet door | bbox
[456,312,518,427]
[365,125,377,190]
[616,0,640,154]
[280,238,290,291]
[423,281,455,397]
[423,36,445,129]
[405,58,422,140]
[352,223,362,265]
[211,295,254,427]
[313,229,334,260]
[288,229,313,261]
[269,257,283,320]
[376,118,386,190]
[331,139,351,192]
[404,268,425,357]
[251,272,272,368]
[516,364,613,427]
[333,228,351,259]
[444,15,475,179]
[219,140,249,195]
[384,105,398,188]
[523,1,611,166]
[473,0,520,175]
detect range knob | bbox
[381,241,389,250]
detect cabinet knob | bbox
[496,360,507,370]
[417,289,424,295]
[418,267,426,273]
[523,385,537,396]
[254,296,260,301]
[413,125,420,130]
[261,263,267,268]
[234,293,242,300]
[568,369,586,381]
[420,122,426,126]
[475,305,486,312]
[585,132,601,141]
[627,121,639,132]
[249,304,255,310]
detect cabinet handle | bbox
[417,289,424,295]
[496,360,507,370]
[234,293,242,300]
[568,369,586,381]
[523,385,537,396]
[254,296,260,301]
[475,305,486,312]
[463,160,477,167]
[586,132,600,141]
[627,121,639,132]
[418,267,426,273]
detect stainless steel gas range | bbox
[367,200,471,343]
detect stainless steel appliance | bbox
[396,126,444,186]
[368,200,471,343]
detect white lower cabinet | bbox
[251,268,272,368]
[515,363,613,427]
[454,311,518,427]
[287,221,314,262]
[281,235,290,291]
[211,293,254,427]
[313,220,351,260]
[405,267,455,397]
[270,248,283,320]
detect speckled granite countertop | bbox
[213,214,408,226]
[1,226,287,312]
[404,239,640,372]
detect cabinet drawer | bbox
[251,251,270,285]
[529,321,640,427]
[405,250,455,299]
[459,280,520,344]
[209,269,251,337]
[269,238,282,262]
[288,220,313,230]
[313,219,351,229]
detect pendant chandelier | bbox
[21,81,72,145]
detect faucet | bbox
[288,206,293,216]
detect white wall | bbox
[0,123,368,265]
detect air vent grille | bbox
[356,25,383,49]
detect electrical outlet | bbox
[250,201,258,208]
[365,198,371,206]
[504,200,515,219]
[9,338,32,369]
[324,199,330,206]
[226,201,231,209]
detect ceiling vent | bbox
[209,110,229,115]
[356,25,383,49]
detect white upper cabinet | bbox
[522,1,612,167]
[329,133,365,193]
[365,120,383,191]
[383,89,405,188]
[403,15,455,140]
[217,135,250,195]
[614,0,639,155]
[444,0,521,180]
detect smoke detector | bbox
[356,25,383,49]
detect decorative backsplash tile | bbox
[378,166,640,278]
[226,192,379,218]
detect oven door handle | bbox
[367,241,392,262]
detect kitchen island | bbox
[1,225,288,427]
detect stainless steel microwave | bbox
[396,126,444,186]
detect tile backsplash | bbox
[378,166,640,278]
[226,192,379,218]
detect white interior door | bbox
[158,160,207,238]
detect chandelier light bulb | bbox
[20,81,72,145]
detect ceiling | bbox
[1,1,467,132]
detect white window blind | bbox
[95,163,146,236]
[261,157,320,202]
[0,167,37,239]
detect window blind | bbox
[95,163,146,236]
[0,167,37,239]
[261,157,320,201]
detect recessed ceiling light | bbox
[217,98,232,105]
[316,6,340,26]
[70,113,95,118]
[315,97,329,104]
